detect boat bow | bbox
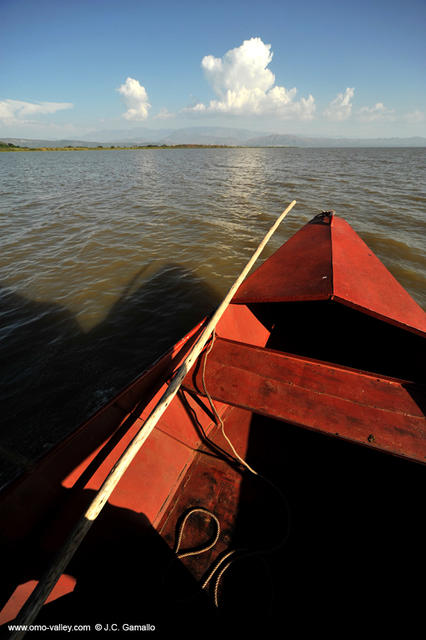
[234,211,426,337]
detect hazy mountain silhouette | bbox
[3,126,425,148]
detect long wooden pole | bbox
[11,200,296,637]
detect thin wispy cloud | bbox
[358,102,395,122]
[0,99,73,124]
[404,109,424,124]
[118,77,151,120]
[186,37,315,119]
[323,88,354,121]
[154,108,174,120]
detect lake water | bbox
[0,147,425,486]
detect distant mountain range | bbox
[245,133,426,147]
[1,126,425,148]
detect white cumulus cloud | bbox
[118,77,151,121]
[358,102,395,122]
[324,88,354,121]
[186,37,315,120]
[0,99,73,124]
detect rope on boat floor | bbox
[172,330,291,610]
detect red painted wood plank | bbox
[331,216,426,337]
[184,338,426,464]
[216,303,271,345]
[233,216,332,303]
[60,387,230,525]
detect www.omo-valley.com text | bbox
[7,623,156,633]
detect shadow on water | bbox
[0,265,220,486]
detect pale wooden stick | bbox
[11,199,296,638]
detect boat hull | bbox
[1,213,425,631]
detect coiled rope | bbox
[173,329,290,609]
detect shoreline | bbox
[0,144,252,152]
[1,144,423,152]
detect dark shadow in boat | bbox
[0,265,219,489]
[250,299,426,382]
[230,411,426,632]
[0,487,219,634]
[403,381,426,416]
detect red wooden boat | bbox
[1,211,425,634]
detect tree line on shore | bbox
[0,141,237,152]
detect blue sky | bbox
[1,0,425,139]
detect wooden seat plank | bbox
[183,337,426,464]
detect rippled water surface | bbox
[0,147,425,484]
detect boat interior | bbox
[0,295,425,633]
